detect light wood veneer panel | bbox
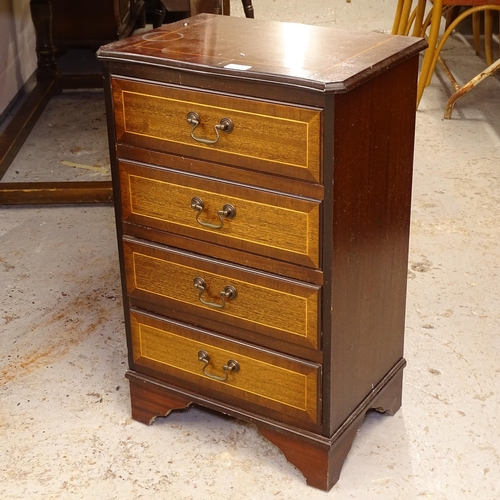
[112,78,322,182]
[130,310,321,425]
[123,238,320,349]
[119,160,320,268]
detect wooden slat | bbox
[0,80,56,181]
[0,181,113,205]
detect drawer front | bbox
[119,161,321,269]
[123,238,320,350]
[129,310,321,426]
[112,78,322,182]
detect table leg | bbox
[30,0,59,81]
[0,0,113,205]
[0,1,58,183]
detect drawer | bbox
[123,238,320,350]
[112,78,322,182]
[129,310,321,426]
[119,160,321,269]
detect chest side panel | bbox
[325,57,418,432]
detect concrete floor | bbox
[1,1,500,498]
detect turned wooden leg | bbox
[30,0,58,81]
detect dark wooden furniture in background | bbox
[1,0,251,204]
[0,0,148,204]
[152,0,254,28]
[98,14,426,490]
[51,0,146,52]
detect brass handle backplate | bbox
[197,350,240,382]
[186,111,234,145]
[193,277,237,309]
[190,196,236,229]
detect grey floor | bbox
[1,1,500,498]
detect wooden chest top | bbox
[97,13,426,92]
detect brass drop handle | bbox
[197,350,240,382]
[186,111,234,145]
[191,196,236,229]
[193,277,237,309]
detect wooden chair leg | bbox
[241,0,254,18]
[473,11,481,57]
[412,0,426,37]
[392,0,405,35]
[153,0,166,28]
[445,57,500,119]
[485,10,494,65]
[396,0,413,35]
[418,0,443,105]
[424,6,500,100]
[445,6,461,29]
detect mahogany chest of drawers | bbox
[98,14,425,490]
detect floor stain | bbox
[1,269,118,384]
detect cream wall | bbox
[0,0,36,116]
